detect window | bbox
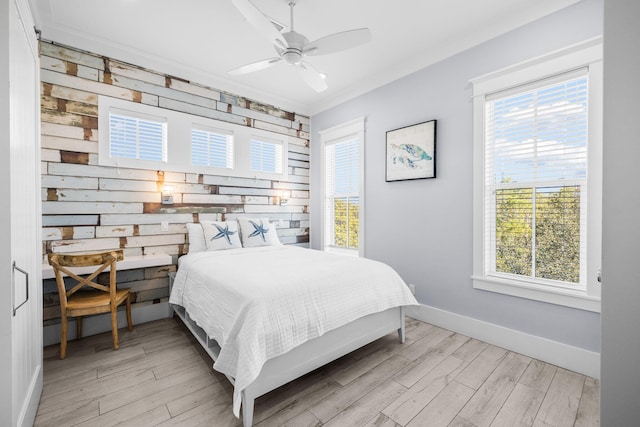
[250,138,283,174]
[98,96,289,179]
[487,72,587,286]
[109,111,166,162]
[325,139,360,251]
[471,38,602,312]
[191,127,233,169]
[320,118,365,256]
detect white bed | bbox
[169,245,417,426]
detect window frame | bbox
[101,104,168,170]
[98,96,289,181]
[320,117,365,257]
[471,37,602,312]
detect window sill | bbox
[472,275,601,313]
[325,246,359,257]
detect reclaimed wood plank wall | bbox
[39,40,311,325]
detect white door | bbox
[0,0,43,425]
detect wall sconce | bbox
[279,191,290,206]
[161,186,174,205]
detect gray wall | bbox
[601,0,640,422]
[310,0,603,352]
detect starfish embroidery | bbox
[249,220,269,242]
[211,223,237,245]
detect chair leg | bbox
[126,294,132,331]
[76,316,83,339]
[111,305,119,350]
[60,313,68,360]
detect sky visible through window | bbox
[250,139,281,173]
[192,129,233,168]
[334,139,359,196]
[490,77,588,185]
[109,113,165,161]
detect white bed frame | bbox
[169,272,406,427]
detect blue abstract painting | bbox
[386,120,436,181]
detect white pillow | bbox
[186,223,207,253]
[202,220,242,251]
[238,217,281,247]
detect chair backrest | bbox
[47,250,124,309]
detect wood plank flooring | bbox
[35,317,600,427]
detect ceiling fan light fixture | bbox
[282,49,302,65]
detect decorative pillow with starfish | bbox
[201,220,242,251]
[238,217,282,248]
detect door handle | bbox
[12,262,29,316]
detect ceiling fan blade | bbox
[232,0,288,47]
[268,16,287,33]
[304,28,371,56]
[229,58,282,75]
[298,62,328,92]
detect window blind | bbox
[325,138,360,249]
[485,72,588,286]
[109,112,166,162]
[191,128,233,168]
[250,139,283,174]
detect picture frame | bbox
[385,120,437,182]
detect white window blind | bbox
[250,139,283,174]
[485,71,588,288]
[109,112,166,162]
[191,128,233,169]
[325,138,360,251]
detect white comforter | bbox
[169,246,417,417]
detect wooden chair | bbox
[48,250,132,359]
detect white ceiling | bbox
[31,0,581,116]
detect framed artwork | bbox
[385,120,437,181]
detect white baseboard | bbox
[407,304,600,379]
[43,302,172,347]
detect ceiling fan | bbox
[230,0,372,92]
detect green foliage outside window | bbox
[495,185,581,284]
[496,188,533,276]
[333,197,359,249]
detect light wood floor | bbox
[35,317,599,427]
